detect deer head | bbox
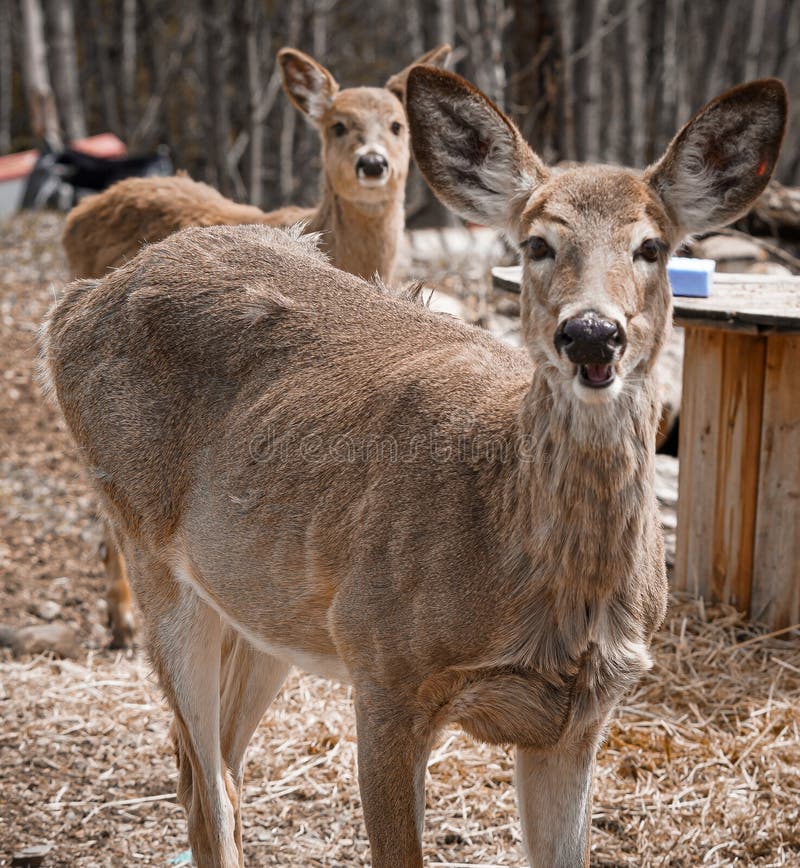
[278,45,451,207]
[407,69,786,406]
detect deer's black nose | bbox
[356,153,388,177]
[554,312,626,364]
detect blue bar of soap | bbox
[667,257,715,297]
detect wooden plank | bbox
[663,274,800,333]
[675,328,725,598]
[751,335,800,628]
[491,266,800,334]
[710,332,766,611]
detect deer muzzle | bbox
[355,149,389,186]
[554,312,626,389]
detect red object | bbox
[0,133,127,183]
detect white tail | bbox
[43,72,786,867]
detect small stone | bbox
[12,623,79,659]
[0,624,18,647]
[35,600,62,622]
[11,844,52,867]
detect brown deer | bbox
[62,44,451,285]
[63,45,449,648]
[41,69,786,867]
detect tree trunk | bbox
[89,0,122,135]
[438,0,455,51]
[557,0,576,162]
[509,0,561,163]
[121,0,137,141]
[744,0,768,81]
[661,0,679,148]
[279,1,302,204]
[130,13,197,151]
[21,0,61,148]
[245,0,263,205]
[201,0,232,195]
[624,0,646,166]
[575,0,608,162]
[46,0,86,142]
[0,0,12,153]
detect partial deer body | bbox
[43,70,786,867]
[62,44,450,285]
[62,45,449,648]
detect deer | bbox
[62,44,451,286]
[62,44,450,649]
[41,68,786,867]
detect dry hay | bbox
[1,213,799,866]
[2,596,798,867]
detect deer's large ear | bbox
[278,48,339,122]
[646,79,787,233]
[385,44,452,105]
[406,67,545,233]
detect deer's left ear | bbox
[278,48,339,122]
[385,44,452,105]
[646,78,788,233]
[407,66,546,233]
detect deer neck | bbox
[309,178,404,283]
[508,369,661,613]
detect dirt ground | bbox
[1,213,799,867]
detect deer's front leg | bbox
[354,691,433,868]
[515,724,604,868]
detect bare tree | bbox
[245,0,264,205]
[0,0,12,153]
[576,0,609,161]
[121,0,137,140]
[46,0,86,142]
[624,0,646,166]
[279,2,302,203]
[201,0,232,195]
[88,0,122,135]
[509,0,561,162]
[130,12,197,151]
[21,0,61,148]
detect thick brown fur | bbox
[62,46,450,649]
[62,45,451,285]
[44,71,786,867]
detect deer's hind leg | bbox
[133,557,240,868]
[99,523,135,648]
[219,631,289,856]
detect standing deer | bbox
[63,45,449,648]
[42,69,786,867]
[62,44,451,285]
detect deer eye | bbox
[331,122,347,137]
[391,121,403,135]
[635,239,662,263]
[525,236,555,261]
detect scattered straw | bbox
[2,595,799,866]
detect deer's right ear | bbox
[278,48,339,122]
[406,67,545,233]
[646,79,787,233]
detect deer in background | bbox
[62,44,450,648]
[42,68,786,866]
[63,44,450,286]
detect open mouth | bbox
[578,363,615,389]
[356,172,389,188]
